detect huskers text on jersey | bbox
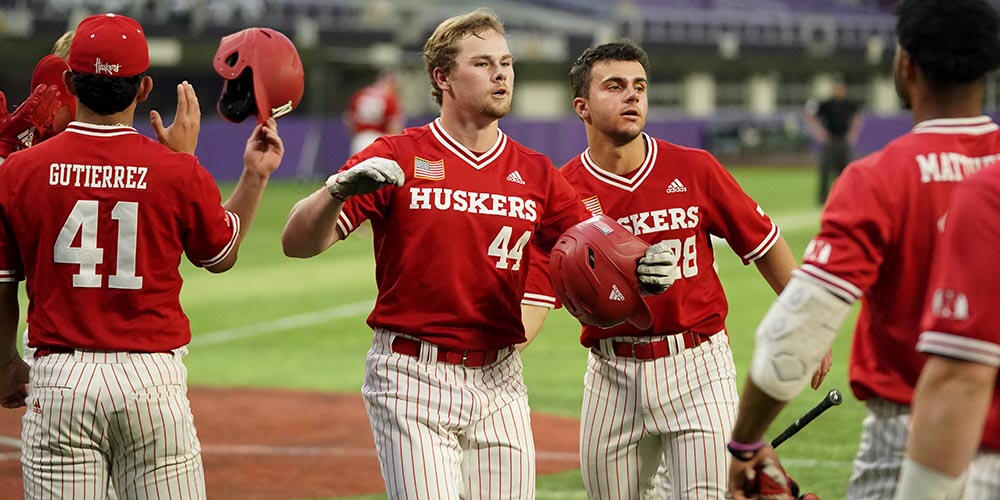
[49,163,149,190]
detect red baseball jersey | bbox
[0,122,238,352]
[335,119,588,350]
[346,85,402,135]
[918,164,1000,450]
[796,116,1000,405]
[524,133,779,347]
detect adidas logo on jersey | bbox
[506,171,525,185]
[666,178,687,193]
[609,284,626,301]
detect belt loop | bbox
[419,339,437,364]
[598,338,613,357]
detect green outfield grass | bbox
[19,166,863,499]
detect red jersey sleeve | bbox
[704,157,780,264]
[0,166,21,282]
[531,168,589,253]
[918,174,1000,367]
[798,164,891,302]
[522,242,559,309]
[182,161,240,268]
[334,137,397,240]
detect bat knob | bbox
[827,389,843,405]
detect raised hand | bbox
[243,117,284,178]
[151,81,201,154]
[325,157,405,201]
[0,84,63,156]
[0,356,29,409]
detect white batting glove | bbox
[636,241,678,295]
[325,156,404,201]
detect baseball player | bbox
[281,11,674,499]
[520,41,828,499]
[895,166,1000,499]
[346,72,404,155]
[0,13,286,498]
[726,1,1000,498]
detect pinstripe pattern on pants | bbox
[362,329,534,500]
[965,450,1000,500]
[21,349,206,500]
[580,332,738,500]
[846,398,910,500]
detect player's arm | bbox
[897,177,1000,499]
[0,282,27,409]
[896,355,996,499]
[518,304,551,351]
[847,112,864,146]
[206,118,284,273]
[753,236,834,389]
[281,156,404,258]
[753,236,795,294]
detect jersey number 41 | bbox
[54,199,142,290]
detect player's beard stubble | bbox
[480,94,512,120]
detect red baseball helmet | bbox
[213,27,304,123]
[549,215,653,330]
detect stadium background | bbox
[0,0,998,498]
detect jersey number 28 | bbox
[54,200,142,289]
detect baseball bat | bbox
[770,389,843,449]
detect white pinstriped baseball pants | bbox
[21,349,206,500]
[580,332,738,500]
[966,450,1000,499]
[848,398,1000,500]
[362,330,535,500]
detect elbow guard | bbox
[750,272,852,401]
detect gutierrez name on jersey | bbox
[49,163,148,190]
[409,187,538,222]
[917,152,1000,183]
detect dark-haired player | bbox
[520,40,823,499]
[727,0,1000,498]
[0,13,283,497]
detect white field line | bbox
[0,435,21,448]
[712,209,821,248]
[189,300,374,348]
[188,210,820,349]
[0,434,852,468]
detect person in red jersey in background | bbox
[895,168,1000,499]
[519,41,827,499]
[727,0,1000,498]
[0,13,285,498]
[0,55,75,161]
[346,71,404,155]
[282,10,675,499]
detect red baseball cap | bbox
[68,13,149,77]
[31,54,76,116]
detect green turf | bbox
[17,166,865,499]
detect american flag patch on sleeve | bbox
[414,157,445,181]
[582,195,603,215]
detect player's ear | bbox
[61,70,76,96]
[573,96,589,122]
[432,66,450,95]
[135,76,154,103]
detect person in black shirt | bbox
[806,82,863,204]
